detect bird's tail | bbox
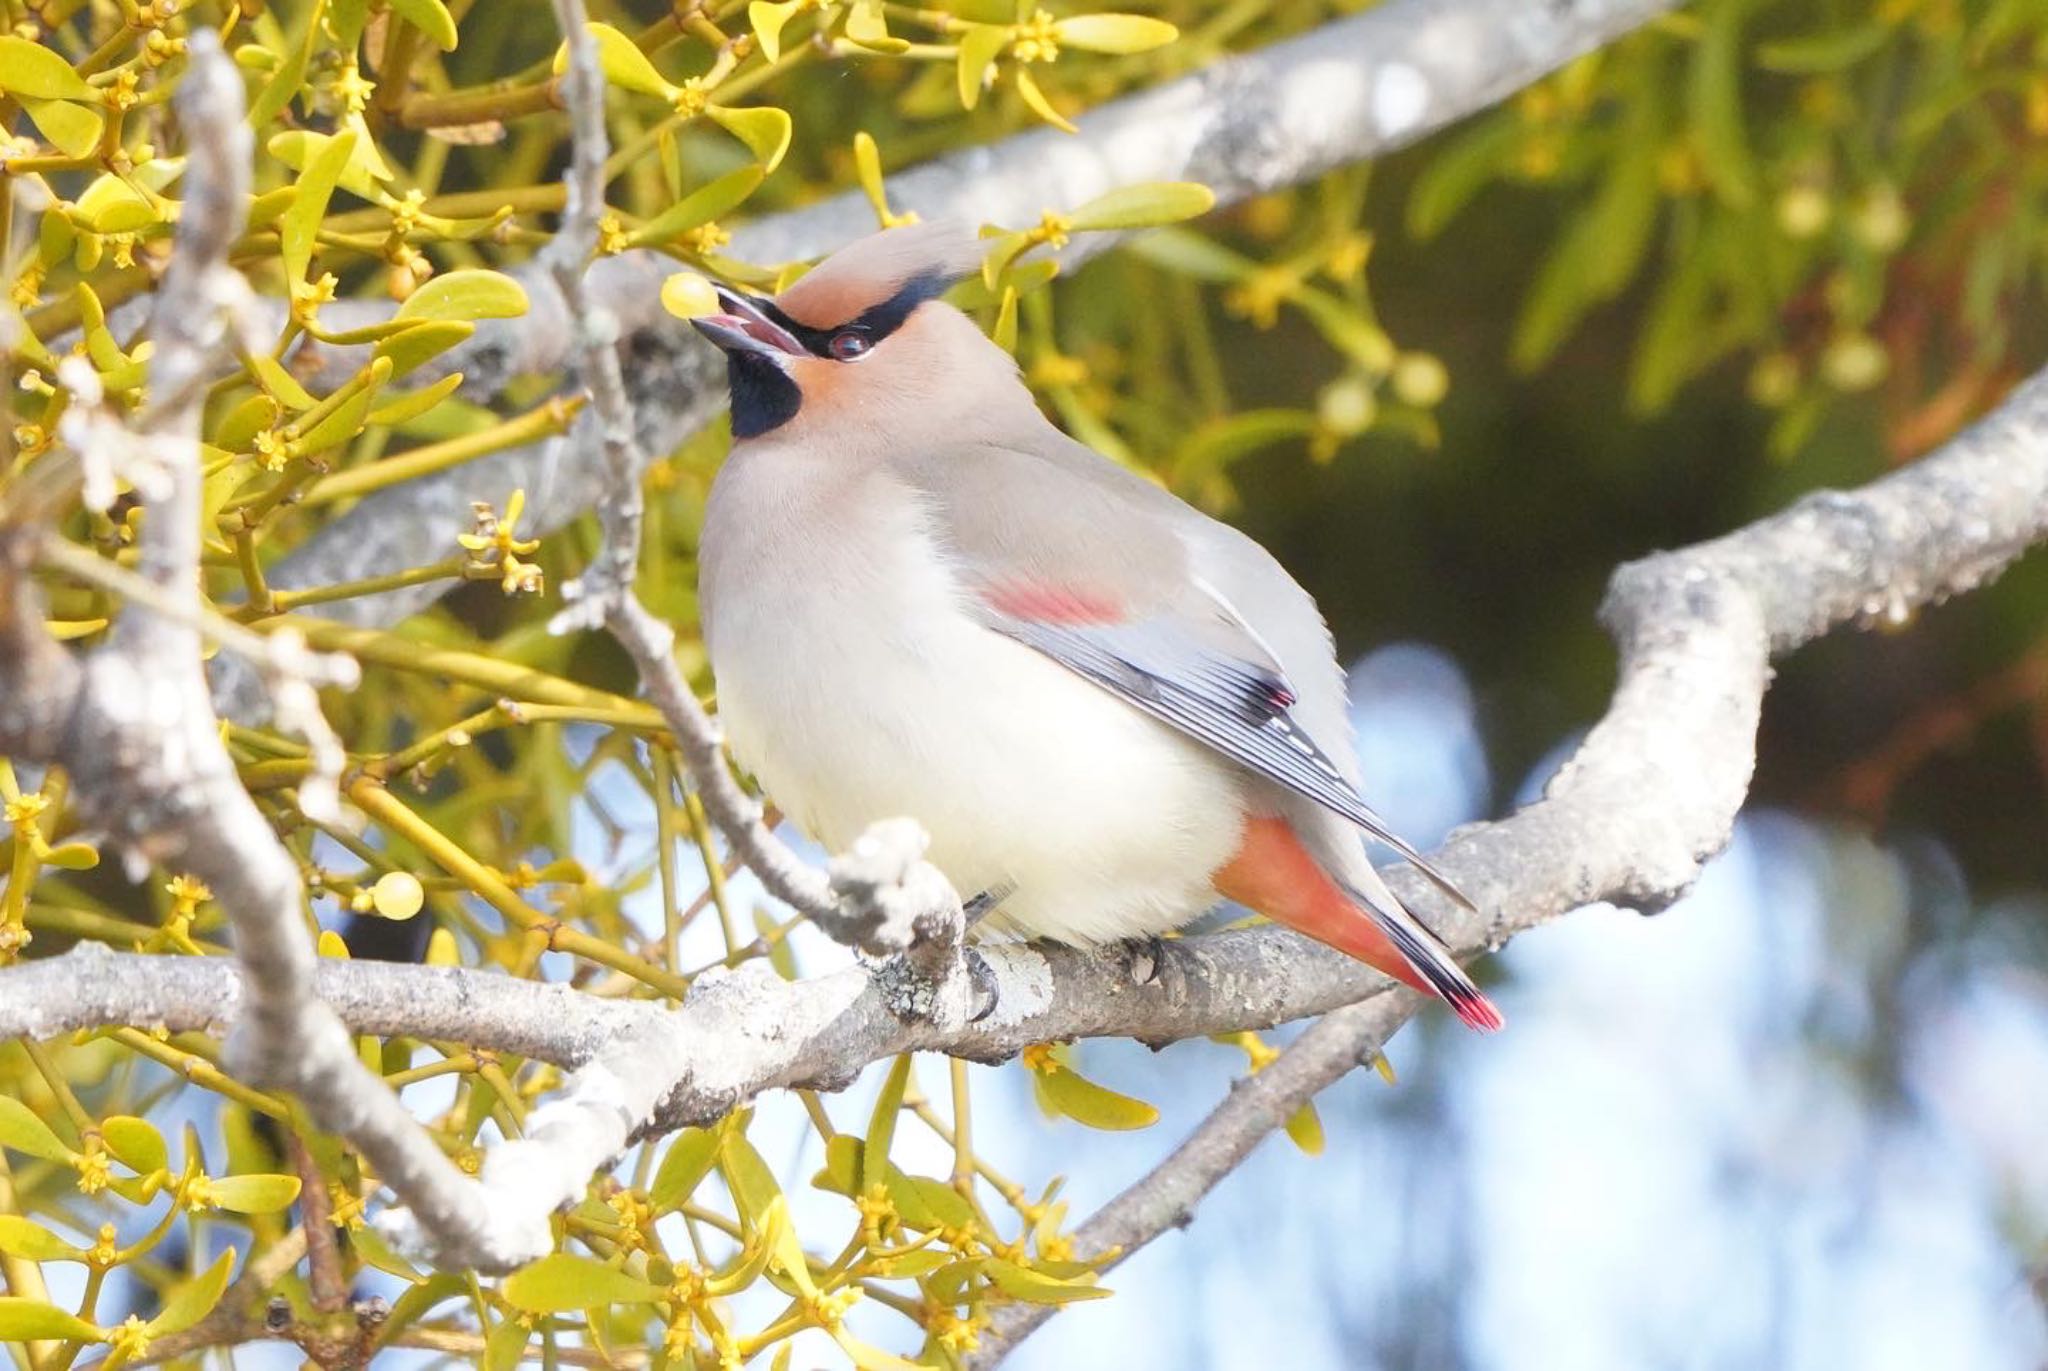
[1216,816,1503,1033]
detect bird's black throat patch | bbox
[727,351,801,438]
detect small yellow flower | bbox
[106,69,142,112]
[5,792,48,830]
[1222,268,1297,330]
[459,491,545,596]
[928,1307,987,1353]
[107,1316,151,1362]
[178,1173,218,1213]
[328,1182,366,1230]
[681,220,732,255]
[1026,209,1072,251]
[597,212,631,256]
[1011,9,1060,62]
[332,62,377,114]
[89,1223,120,1269]
[1323,231,1372,284]
[166,874,212,909]
[673,78,710,117]
[253,428,294,472]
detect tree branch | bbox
[7,353,2045,1287]
[245,0,1681,647]
[11,348,2043,1288]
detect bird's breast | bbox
[699,460,1242,944]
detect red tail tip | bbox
[1450,990,1506,1034]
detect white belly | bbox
[704,473,1243,945]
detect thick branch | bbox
[10,351,2043,1282]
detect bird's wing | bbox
[892,440,1473,910]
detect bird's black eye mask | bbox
[753,269,951,360]
[726,270,951,438]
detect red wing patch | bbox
[981,581,1126,626]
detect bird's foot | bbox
[1121,933,1194,1005]
[966,946,999,1023]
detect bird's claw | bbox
[966,946,999,1023]
[1122,934,1193,1005]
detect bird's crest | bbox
[776,220,985,330]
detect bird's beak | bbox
[691,285,806,361]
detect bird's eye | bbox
[828,330,871,361]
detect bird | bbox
[689,221,1501,1032]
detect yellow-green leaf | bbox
[296,358,392,452]
[144,1247,235,1337]
[707,105,792,173]
[349,1221,424,1284]
[627,165,765,248]
[1690,0,1755,209]
[1014,68,1076,134]
[1037,1063,1158,1131]
[390,0,459,49]
[266,130,385,201]
[753,905,798,979]
[558,22,677,100]
[763,1197,818,1297]
[749,0,800,64]
[833,1329,926,1371]
[247,352,319,411]
[214,394,280,452]
[76,175,158,234]
[862,1054,913,1195]
[331,0,373,46]
[0,1216,83,1262]
[875,1248,953,1276]
[374,320,475,379]
[1284,1101,1324,1155]
[248,21,314,128]
[1067,181,1214,233]
[956,24,1008,109]
[394,269,530,324]
[0,1097,73,1163]
[650,1126,720,1213]
[246,185,298,231]
[1756,24,1889,73]
[891,1174,974,1232]
[720,1127,780,1225]
[367,372,463,429]
[844,0,908,52]
[39,842,99,870]
[991,284,1019,351]
[484,1315,530,1371]
[983,1259,1112,1304]
[0,1298,101,1342]
[0,37,94,100]
[1050,13,1177,54]
[812,1133,862,1196]
[206,1173,302,1214]
[500,1253,663,1313]
[22,99,102,159]
[282,130,358,291]
[101,1116,167,1174]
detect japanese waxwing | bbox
[691,221,1501,1031]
